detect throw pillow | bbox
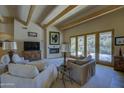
[12,54,22,63]
[0,54,10,65]
[12,54,29,64]
[79,55,85,60]
[70,55,92,65]
[82,55,92,62]
[27,61,45,71]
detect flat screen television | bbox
[24,41,40,51]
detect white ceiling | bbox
[18,5,30,22]
[31,5,46,22]
[56,5,108,26]
[0,5,11,16]
[41,5,68,24]
[52,5,89,25]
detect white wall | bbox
[0,23,14,57]
[14,20,44,58]
[0,20,63,59]
[46,26,63,58]
[0,23,14,35]
[14,20,63,59]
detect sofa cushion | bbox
[27,61,45,71]
[0,54,10,65]
[12,54,29,64]
[8,64,39,78]
[79,56,85,60]
[69,55,92,65]
[82,55,92,62]
[73,60,87,65]
[12,54,23,64]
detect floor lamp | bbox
[60,43,69,68]
[2,41,17,63]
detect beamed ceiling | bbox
[0,5,124,30]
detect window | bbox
[99,32,112,62]
[69,30,113,65]
[70,37,76,56]
[77,36,84,57]
[87,34,96,59]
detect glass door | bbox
[70,37,76,56]
[77,36,85,57]
[86,34,96,60]
[99,31,112,63]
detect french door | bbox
[99,31,113,64]
[86,34,96,60]
[77,36,84,57]
[70,30,113,65]
[70,37,76,56]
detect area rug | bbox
[51,65,113,88]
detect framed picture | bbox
[115,36,124,46]
[49,32,60,45]
[28,32,37,37]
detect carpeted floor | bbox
[51,64,124,88]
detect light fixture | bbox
[2,41,17,63]
[60,43,70,67]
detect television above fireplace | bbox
[24,41,40,51]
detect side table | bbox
[114,56,124,72]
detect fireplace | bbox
[49,48,59,54]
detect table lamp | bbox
[60,43,70,67]
[2,41,17,63]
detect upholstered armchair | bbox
[68,59,96,86]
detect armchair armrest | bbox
[34,64,57,88]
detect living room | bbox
[0,5,124,88]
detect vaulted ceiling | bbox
[0,5,123,30]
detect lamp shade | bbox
[11,42,17,50]
[60,43,70,52]
[2,42,10,50]
[2,41,17,50]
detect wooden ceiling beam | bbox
[15,17,26,25]
[43,5,78,28]
[38,5,57,24]
[15,5,36,26]
[59,5,124,31]
[26,5,36,26]
[35,22,47,31]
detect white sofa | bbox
[1,63,57,88]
